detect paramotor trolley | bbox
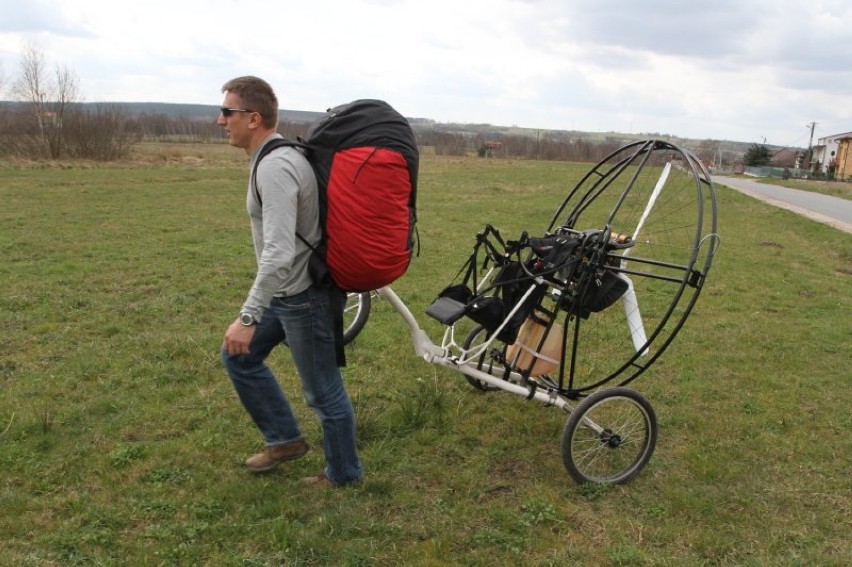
[377,140,718,484]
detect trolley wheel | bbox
[561,387,657,484]
[342,292,371,345]
[461,324,501,391]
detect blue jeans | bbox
[222,287,362,485]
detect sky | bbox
[1,0,850,148]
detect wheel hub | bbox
[601,428,622,448]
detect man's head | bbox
[218,76,279,152]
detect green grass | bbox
[1,146,850,565]
[756,176,852,200]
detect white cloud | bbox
[1,0,850,145]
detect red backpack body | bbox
[255,99,419,292]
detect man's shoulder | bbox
[258,140,310,170]
[253,133,302,160]
[255,140,316,190]
[268,142,307,160]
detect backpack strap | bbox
[251,137,317,251]
[251,138,308,206]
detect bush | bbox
[0,103,140,161]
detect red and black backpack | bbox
[254,99,419,292]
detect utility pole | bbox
[806,121,817,170]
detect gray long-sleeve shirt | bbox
[241,134,320,320]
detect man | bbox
[218,76,362,487]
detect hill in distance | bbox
[117,102,775,156]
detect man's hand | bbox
[223,318,256,356]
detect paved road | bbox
[712,176,852,234]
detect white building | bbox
[810,131,852,174]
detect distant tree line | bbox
[104,113,637,163]
[413,128,635,162]
[1,93,638,164]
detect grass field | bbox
[1,143,850,565]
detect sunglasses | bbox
[220,107,257,117]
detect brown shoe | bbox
[302,471,361,488]
[245,439,309,473]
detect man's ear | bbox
[248,112,263,130]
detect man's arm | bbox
[241,153,302,319]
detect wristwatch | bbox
[239,312,257,327]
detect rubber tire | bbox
[342,292,371,345]
[561,387,657,484]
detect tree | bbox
[743,143,771,166]
[11,42,80,159]
[0,42,136,161]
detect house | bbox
[810,130,852,175]
[833,137,852,180]
[769,148,798,168]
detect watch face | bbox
[240,313,254,326]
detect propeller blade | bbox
[621,277,648,355]
[631,161,671,243]
[620,161,671,354]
